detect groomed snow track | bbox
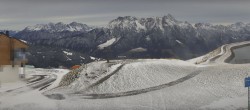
[0,74,57,96]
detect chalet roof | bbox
[0,32,28,47]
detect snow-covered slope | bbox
[84,59,197,94]
[3,41,250,110]
[98,38,116,49]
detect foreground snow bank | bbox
[1,59,250,110]
[84,59,197,94]
[201,96,247,110]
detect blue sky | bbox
[0,0,250,30]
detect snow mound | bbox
[84,59,197,94]
[63,61,124,92]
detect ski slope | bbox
[1,41,250,110]
[84,59,197,94]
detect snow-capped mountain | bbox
[109,14,192,32]
[13,14,250,67]
[104,14,200,59]
[24,22,93,32]
[14,22,96,44]
[229,22,246,31]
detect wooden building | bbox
[0,32,28,65]
[0,31,28,83]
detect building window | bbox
[14,48,27,64]
[0,66,3,72]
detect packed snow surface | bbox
[1,41,250,110]
[85,59,197,94]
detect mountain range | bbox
[9,14,250,68]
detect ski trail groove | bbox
[27,75,46,84]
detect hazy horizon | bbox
[1,0,250,30]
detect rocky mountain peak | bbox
[162,14,177,22]
[24,22,92,32]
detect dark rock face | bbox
[26,45,92,68]
[13,15,250,67]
